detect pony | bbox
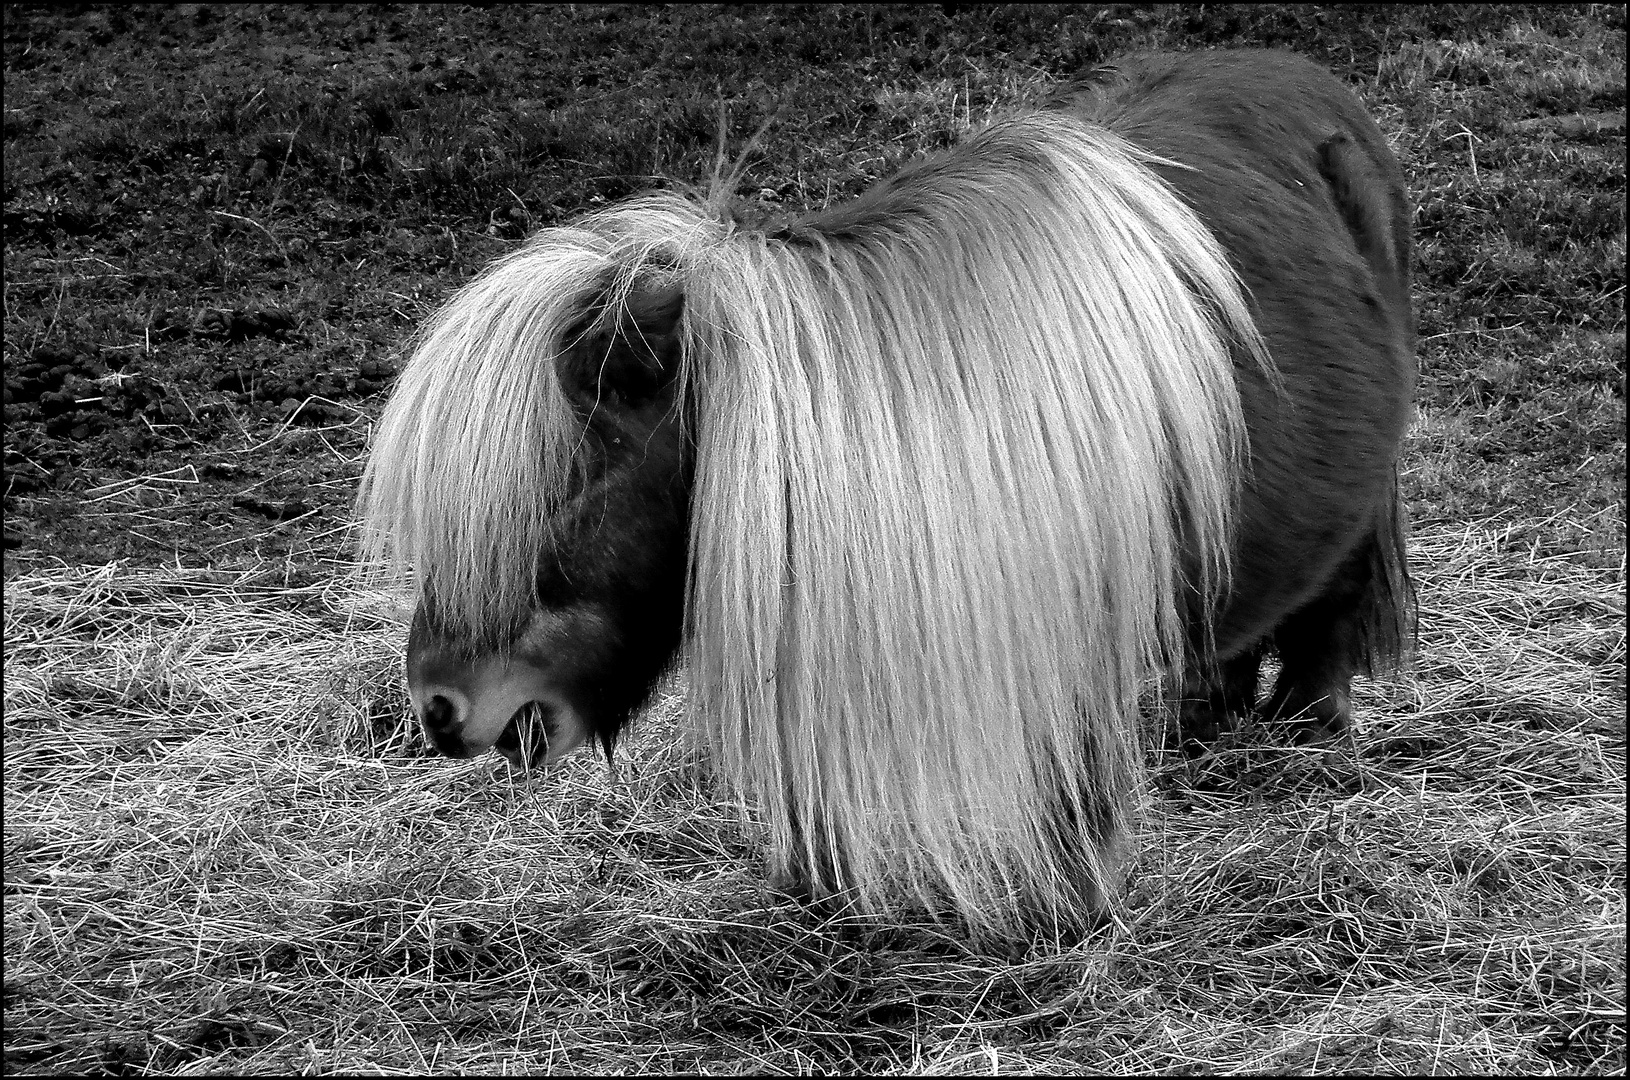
[358,49,1416,940]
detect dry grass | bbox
[5,518,1623,1075]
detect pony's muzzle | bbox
[492,702,562,773]
[406,653,590,768]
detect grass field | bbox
[4,4,1625,1075]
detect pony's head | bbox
[360,208,709,768]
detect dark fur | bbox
[1054,50,1416,743]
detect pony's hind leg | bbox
[1264,486,1413,743]
[1262,544,1374,743]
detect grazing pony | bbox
[359,49,1415,939]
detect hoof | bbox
[1262,684,1351,745]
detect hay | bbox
[4,521,1624,1074]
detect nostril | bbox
[423,694,459,732]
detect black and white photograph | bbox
[4,4,1623,1074]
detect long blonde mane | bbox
[359,108,1269,936]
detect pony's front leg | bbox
[1173,646,1262,754]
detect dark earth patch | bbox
[6,4,1620,586]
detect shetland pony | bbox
[358,50,1415,939]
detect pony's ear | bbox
[558,286,684,410]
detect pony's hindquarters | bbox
[1070,50,1417,739]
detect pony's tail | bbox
[1317,129,1415,347]
[1357,468,1416,675]
[1318,130,1416,677]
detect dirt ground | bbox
[11,4,1618,589]
[5,5,544,581]
[9,19,405,585]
